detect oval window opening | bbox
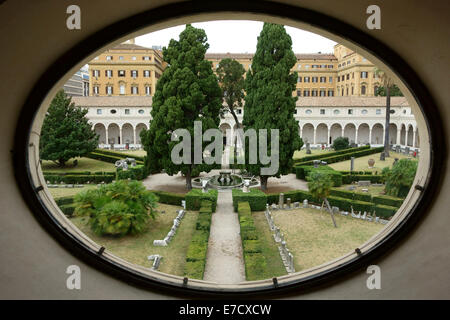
[18,7,442,296]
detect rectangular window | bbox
[294,109,297,115]
[131,86,139,94]
[320,90,326,97]
[376,109,382,115]
[320,109,325,114]
[329,76,333,83]
[143,56,150,61]
[125,109,130,115]
[328,65,333,68]
[297,90,301,97]
[348,109,353,115]
[312,89,318,97]
[297,76,302,82]
[303,90,310,97]
[106,55,113,61]
[118,70,125,77]
[96,109,102,115]
[92,70,99,77]
[155,72,161,79]
[106,86,113,95]
[346,74,350,80]
[312,77,318,83]
[105,70,112,77]
[145,86,151,96]
[341,75,345,81]
[119,56,124,60]
[304,77,310,83]
[119,84,125,95]
[320,77,326,83]
[131,70,138,78]
[93,86,99,95]
[144,70,150,77]
[361,71,368,78]
[328,90,334,97]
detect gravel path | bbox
[203,190,246,284]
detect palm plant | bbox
[307,171,337,228]
[74,180,158,237]
[374,67,395,158]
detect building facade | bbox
[87,41,382,99]
[72,96,419,151]
[63,69,89,96]
[88,39,165,98]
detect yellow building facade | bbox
[88,40,165,97]
[88,41,379,98]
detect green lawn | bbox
[69,203,198,276]
[266,207,384,272]
[293,148,330,160]
[252,212,288,279]
[114,150,147,157]
[49,185,97,198]
[42,157,115,173]
[333,185,388,197]
[329,151,413,173]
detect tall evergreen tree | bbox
[243,23,303,190]
[141,25,222,190]
[40,89,98,167]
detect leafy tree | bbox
[40,89,98,167]
[140,25,223,189]
[384,159,418,197]
[243,23,303,190]
[216,58,245,159]
[74,180,158,237]
[332,137,350,151]
[307,171,337,227]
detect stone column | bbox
[105,124,109,145]
[412,127,416,148]
[119,126,123,145]
[397,129,402,146]
[313,127,316,144]
[133,126,137,145]
[369,127,372,145]
[327,128,331,146]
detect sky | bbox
[135,20,336,54]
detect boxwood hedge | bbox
[232,189,267,212]
[185,189,218,212]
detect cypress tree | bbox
[243,23,303,190]
[141,25,222,190]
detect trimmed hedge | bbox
[94,149,145,162]
[148,190,185,206]
[59,203,76,217]
[374,204,398,218]
[117,165,146,181]
[232,189,267,212]
[372,195,404,208]
[329,189,372,203]
[267,189,317,205]
[328,196,374,213]
[295,165,342,187]
[342,174,383,184]
[293,145,370,164]
[185,189,218,212]
[237,201,269,281]
[293,147,384,171]
[184,200,213,280]
[44,174,115,184]
[55,196,74,206]
[43,171,115,176]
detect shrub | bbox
[341,174,383,184]
[293,145,370,163]
[327,196,374,212]
[232,189,267,212]
[117,165,146,181]
[185,189,218,212]
[73,180,158,237]
[332,137,350,151]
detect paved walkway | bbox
[203,190,246,284]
